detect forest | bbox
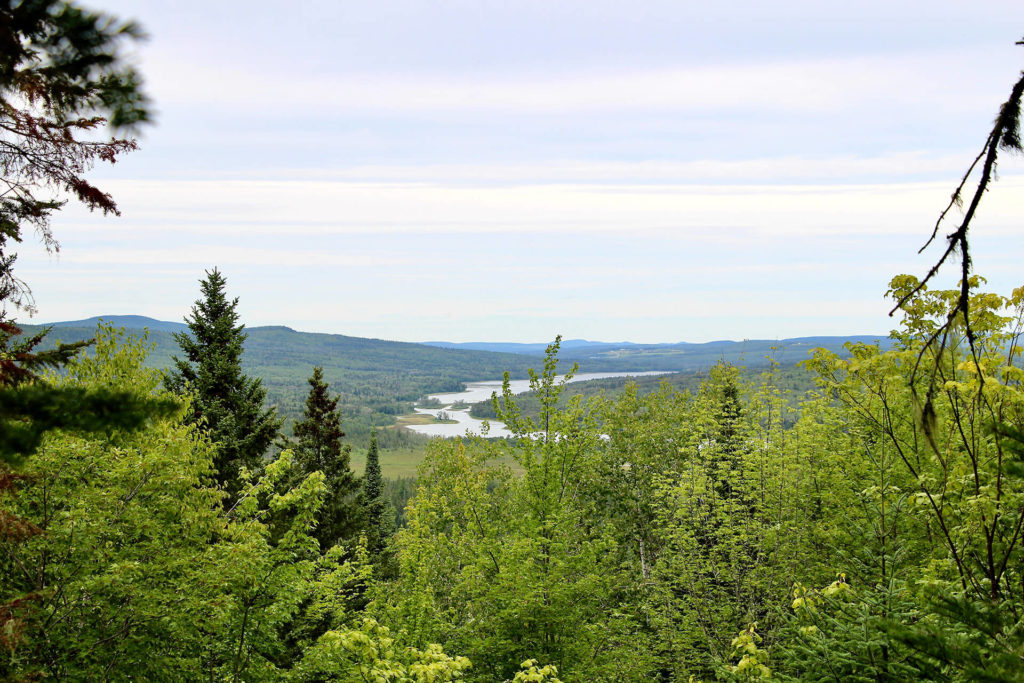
[3,2,1024,681]
[18,317,877,444]
[5,275,1024,681]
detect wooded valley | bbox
[3,2,1024,681]
[6,270,1024,681]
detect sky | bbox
[15,0,1024,343]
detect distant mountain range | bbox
[40,316,895,367]
[23,315,895,440]
[23,315,543,439]
[423,339,633,355]
[36,315,895,373]
[423,335,894,369]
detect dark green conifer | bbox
[164,269,280,499]
[293,366,360,550]
[361,428,394,555]
[363,429,382,513]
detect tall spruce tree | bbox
[293,366,360,550]
[164,269,279,499]
[361,428,394,556]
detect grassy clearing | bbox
[350,445,430,478]
[349,440,523,479]
[394,411,459,428]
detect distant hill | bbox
[22,317,545,444]
[32,320,543,379]
[45,315,189,333]
[422,339,640,355]
[24,316,895,445]
[426,335,895,370]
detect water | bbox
[406,371,673,438]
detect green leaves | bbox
[294,618,472,682]
[0,383,178,464]
[0,325,377,681]
[387,342,653,681]
[0,321,178,464]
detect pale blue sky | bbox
[16,1,1024,342]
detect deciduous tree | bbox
[388,339,655,681]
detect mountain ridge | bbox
[39,315,891,353]
[424,335,891,357]
[22,314,895,445]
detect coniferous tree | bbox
[164,269,279,499]
[361,429,395,556]
[293,366,360,550]
[0,0,149,320]
[0,1,162,464]
[710,363,747,503]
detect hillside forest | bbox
[3,3,1024,682]
[17,316,880,454]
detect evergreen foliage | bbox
[292,365,360,550]
[164,269,280,499]
[0,0,148,318]
[0,0,169,464]
[364,429,382,511]
[295,366,347,472]
[361,430,389,548]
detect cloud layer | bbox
[16,0,1024,342]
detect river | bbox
[405,371,673,438]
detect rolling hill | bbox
[424,334,894,371]
[22,315,894,447]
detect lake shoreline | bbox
[401,371,675,439]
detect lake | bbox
[406,371,673,438]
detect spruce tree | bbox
[164,269,279,499]
[711,364,746,503]
[361,428,395,555]
[293,366,360,550]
